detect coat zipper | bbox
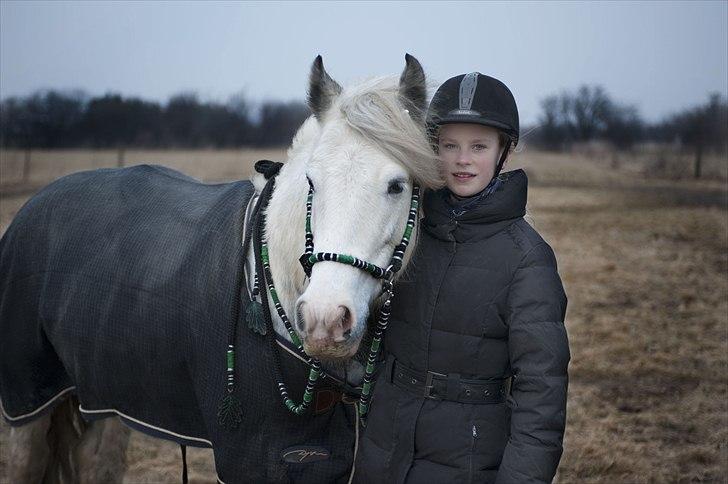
[452,221,458,253]
[468,424,478,483]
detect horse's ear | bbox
[398,54,427,122]
[308,55,342,121]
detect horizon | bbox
[1,1,726,125]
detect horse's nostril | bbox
[340,306,352,331]
[295,303,306,332]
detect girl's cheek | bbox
[440,154,455,165]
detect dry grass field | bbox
[0,148,726,483]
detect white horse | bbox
[2,54,442,482]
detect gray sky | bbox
[1,1,726,124]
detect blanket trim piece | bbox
[0,386,76,424]
[80,406,214,448]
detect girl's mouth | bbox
[452,172,476,179]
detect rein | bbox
[218,160,420,428]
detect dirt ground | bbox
[0,148,726,483]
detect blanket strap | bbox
[180,444,188,484]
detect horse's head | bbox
[293,55,443,361]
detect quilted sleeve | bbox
[496,243,570,484]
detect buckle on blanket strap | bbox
[313,387,341,415]
[314,387,364,414]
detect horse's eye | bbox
[387,180,404,195]
[306,176,315,192]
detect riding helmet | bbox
[427,72,519,146]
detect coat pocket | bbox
[469,403,511,476]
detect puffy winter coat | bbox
[355,169,569,483]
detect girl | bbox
[355,72,570,483]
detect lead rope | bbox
[258,200,324,415]
[241,168,327,417]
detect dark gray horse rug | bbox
[0,165,356,483]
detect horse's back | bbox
[0,165,253,433]
[1,165,358,483]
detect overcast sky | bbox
[1,1,726,124]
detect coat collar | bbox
[422,169,528,243]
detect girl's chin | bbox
[447,178,487,197]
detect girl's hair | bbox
[497,131,511,151]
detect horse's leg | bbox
[74,416,131,484]
[7,413,52,483]
[42,395,90,483]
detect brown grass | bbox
[0,148,726,483]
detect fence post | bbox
[694,144,702,179]
[117,148,125,168]
[23,148,31,183]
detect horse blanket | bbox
[0,165,356,483]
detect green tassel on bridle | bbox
[217,345,243,430]
[246,274,266,336]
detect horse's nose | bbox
[298,301,354,344]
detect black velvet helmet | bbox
[427,72,519,146]
[428,72,519,181]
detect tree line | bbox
[531,86,727,154]
[0,91,310,149]
[1,87,726,155]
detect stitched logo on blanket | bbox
[282,446,331,464]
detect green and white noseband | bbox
[298,177,420,287]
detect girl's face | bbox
[438,123,502,197]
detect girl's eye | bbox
[442,143,457,150]
[387,180,405,195]
[473,144,487,151]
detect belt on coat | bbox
[390,359,511,404]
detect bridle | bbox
[243,162,420,427]
[294,176,420,422]
[217,160,420,429]
[299,175,417,284]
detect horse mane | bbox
[286,76,444,189]
[334,76,444,190]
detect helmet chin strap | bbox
[490,138,512,182]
